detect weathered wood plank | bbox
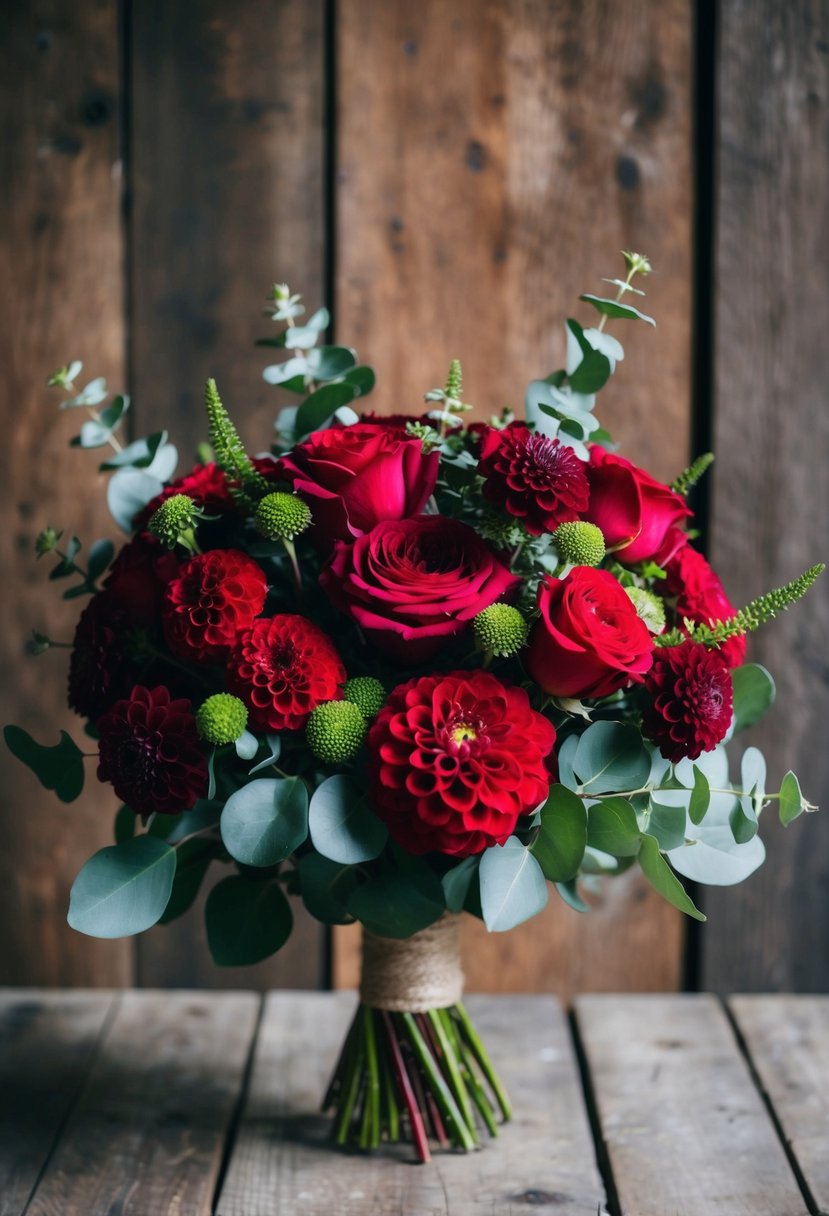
[217,992,606,1215]
[334,0,693,999]
[0,990,114,1216]
[576,994,810,1216]
[729,995,829,1214]
[0,0,131,987]
[26,990,260,1216]
[704,1,829,987]
[129,0,328,991]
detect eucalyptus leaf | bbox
[309,775,388,864]
[106,468,164,533]
[729,798,758,844]
[779,771,804,825]
[731,664,776,734]
[308,345,357,380]
[68,836,176,937]
[206,876,293,965]
[555,879,589,913]
[532,784,587,882]
[295,382,358,438]
[348,870,444,939]
[220,777,308,867]
[579,294,656,326]
[114,804,136,844]
[164,799,222,844]
[441,856,480,914]
[298,853,359,925]
[586,798,642,858]
[158,838,214,925]
[234,730,259,761]
[343,365,376,396]
[87,538,115,582]
[479,836,548,932]
[688,765,710,825]
[4,726,85,803]
[574,721,651,795]
[249,734,282,775]
[556,733,580,791]
[99,431,167,470]
[565,319,612,393]
[638,833,706,921]
[646,799,687,851]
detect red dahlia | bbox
[664,545,746,668]
[368,670,556,857]
[642,641,733,762]
[226,614,346,731]
[68,593,136,719]
[162,549,267,664]
[96,685,208,816]
[477,425,589,536]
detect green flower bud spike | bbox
[626,587,667,634]
[306,700,367,763]
[343,677,386,721]
[147,494,202,553]
[472,603,529,659]
[196,693,249,746]
[671,452,714,497]
[35,527,62,558]
[552,521,606,568]
[204,378,270,511]
[255,492,312,542]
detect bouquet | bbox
[6,254,823,1163]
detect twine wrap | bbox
[359,913,464,1012]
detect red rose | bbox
[227,614,346,731]
[368,670,556,857]
[527,567,654,698]
[664,545,746,668]
[642,641,733,761]
[163,549,267,665]
[276,423,439,546]
[103,535,180,628]
[477,425,590,536]
[583,447,691,566]
[97,685,208,815]
[321,516,519,663]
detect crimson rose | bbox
[583,447,691,566]
[527,566,654,698]
[276,423,439,546]
[664,545,746,668]
[321,515,519,662]
[368,670,556,856]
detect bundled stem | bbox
[322,1001,510,1162]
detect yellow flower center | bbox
[451,722,477,745]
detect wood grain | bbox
[334,0,693,997]
[26,990,260,1216]
[576,994,810,1216]
[0,0,131,987]
[216,992,606,1216]
[128,0,328,990]
[0,990,114,1216]
[729,995,829,1214]
[704,0,829,989]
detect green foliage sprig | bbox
[671,452,715,497]
[204,377,270,510]
[658,563,826,648]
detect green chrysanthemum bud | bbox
[343,676,386,721]
[472,603,529,657]
[626,587,667,634]
[254,491,312,541]
[35,527,62,557]
[552,521,606,567]
[196,693,249,745]
[148,494,198,550]
[306,700,367,763]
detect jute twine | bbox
[359,912,464,1012]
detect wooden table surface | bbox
[0,990,826,1215]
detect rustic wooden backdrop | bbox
[1,0,826,996]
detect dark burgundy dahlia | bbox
[227,614,346,732]
[96,685,208,816]
[642,640,733,762]
[477,425,589,536]
[368,670,556,857]
[68,593,137,720]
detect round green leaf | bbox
[158,838,214,925]
[68,837,176,938]
[206,876,293,965]
[220,777,308,867]
[586,798,642,857]
[573,721,651,795]
[479,836,548,932]
[309,775,387,864]
[348,871,444,939]
[532,784,587,882]
[731,664,776,733]
[297,853,359,925]
[295,382,357,438]
[441,856,480,914]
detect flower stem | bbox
[454,1002,512,1121]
